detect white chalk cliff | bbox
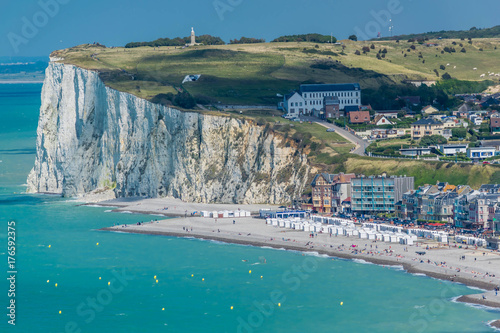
[27,62,310,204]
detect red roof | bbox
[342,197,351,203]
[349,111,370,124]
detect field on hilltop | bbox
[53,38,500,106]
[50,39,500,190]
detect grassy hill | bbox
[342,157,500,189]
[51,40,500,189]
[378,25,500,41]
[52,38,500,106]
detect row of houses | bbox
[310,173,414,215]
[399,142,500,160]
[398,183,500,231]
[309,172,500,231]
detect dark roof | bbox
[479,184,500,192]
[344,105,360,112]
[311,173,335,186]
[412,118,443,126]
[324,96,340,105]
[481,140,500,147]
[300,83,360,93]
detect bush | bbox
[420,135,447,147]
[440,64,446,70]
[174,91,196,109]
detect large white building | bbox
[283,83,361,117]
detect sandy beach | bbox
[96,197,500,324]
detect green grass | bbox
[54,39,500,107]
[344,156,500,189]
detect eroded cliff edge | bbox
[27,62,311,204]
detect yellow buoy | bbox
[108,281,111,286]
[156,279,158,283]
[278,303,281,307]
[162,308,165,311]
[260,276,263,279]
[96,242,99,246]
[99,277,101,280]
[48,245,51,248]
[202,278,205,281]
[230,306,234,310]
[340,302,343,306]
[46,280,49,283]
[154,275,157,279]
[249,270,251,274]
[59,310,62,314]
[191,274,194,277]
[55,283,58,287]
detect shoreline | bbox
[87,196,500,320]
[100,225,499,292]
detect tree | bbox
[354,50,361,55]
[174,91,196,109]
[362,46,370,53]
[451,127,467,139]
[440,64,446,70]
[348,35,357,41]
[460,48,466,53]
[397,110,407,118]
[370,44,375,49]
[441,72,452,80]
[419,135,447,147]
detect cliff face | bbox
[27,62,310,204]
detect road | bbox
[301,116,369,156]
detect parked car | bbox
[326,128,336,132]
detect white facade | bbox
[283,83,361,116]
[439,144,468,156]
[301,89,360,113]
[284,92,305,118]
[468,147,496,159]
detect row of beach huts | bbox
[265,215,486,246]
[200,210,252,218]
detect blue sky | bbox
[1,0,499,57]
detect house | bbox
[468,147,496,160]
[422,105,439,114]
[324,96,341,119]
[282,83,361,116]
[349,111,371,124]
[411,118,444,140]
[375,110,400,119]
[283,92,305,118]
[399,147,432,156]
[481,140,500,150]
[479,184,500,194]
[469,114,483,126]
[438,144,468,156]
[350,175,414,214]
[490,113,500,133]
[372,115,393,126]
[299,83,361,113]
[442,118,458,128]
[344,105,360,114]
[311,173,356,213]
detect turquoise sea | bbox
[0,83,499,332]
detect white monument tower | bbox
[190,27,196,45]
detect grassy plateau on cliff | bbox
[51,39,500,189]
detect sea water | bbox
[0,84,499,333]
